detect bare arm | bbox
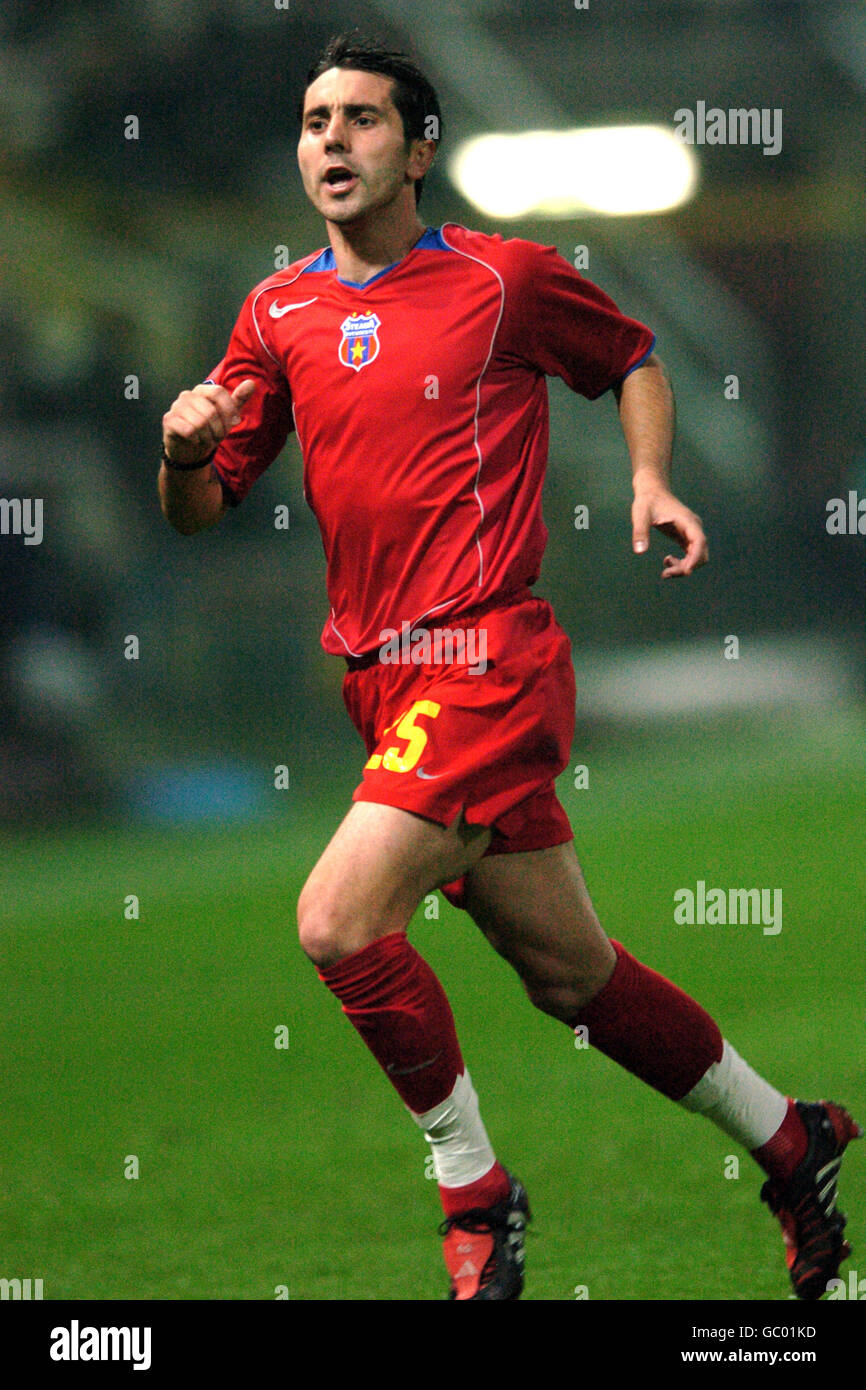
[158,458,227,535]
[613,353,708,578]
[159,379,256,535]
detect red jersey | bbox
[206,223,654,658]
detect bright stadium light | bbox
[449,126,698,218]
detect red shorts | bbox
[341,590,575,908]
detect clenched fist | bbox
[162,379,257,466]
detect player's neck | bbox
[326,203,428,287]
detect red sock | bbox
[439,1162,511,1219]
[572,939,723,1100]
[317,932,464,1114]
[752,1099,808,1181]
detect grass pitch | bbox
[2,711,864,1300]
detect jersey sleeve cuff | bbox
[619,333,657,381]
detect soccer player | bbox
[159,34,860,1300]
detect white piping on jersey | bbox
[250,255,321,366]
[290,384,349,648]
[249,257,356,647]
[328,607,363,658]
[291,400,309,507]
[433,222,507,600]
[410,591,473,627]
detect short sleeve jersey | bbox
[205,223,655,658]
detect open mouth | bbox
[323,166,358,193]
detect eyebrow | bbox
[303,102,387,122]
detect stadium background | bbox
[2,0,864,1300]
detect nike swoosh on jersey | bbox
[416,766,444,780]
[269,297,319,318]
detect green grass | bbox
[1,711,864,1300]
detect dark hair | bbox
[298,32,442,206]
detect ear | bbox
[408,137,437,179]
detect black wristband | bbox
[161,447,216,472]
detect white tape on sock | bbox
[679,1038,788,1148]
[412,1068,497,1188]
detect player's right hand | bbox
[162,379,256,465]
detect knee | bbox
[297,884,353,969]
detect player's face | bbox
[298,68,422,224]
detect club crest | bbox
[338,311,381,371]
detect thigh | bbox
[298,799,492,958]
[462,840,616,1006]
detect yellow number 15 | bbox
[364,699,442,774]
